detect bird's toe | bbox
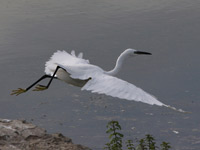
[33,84,48,91]
[11,88,27,96]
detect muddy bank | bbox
[0,119,91,150]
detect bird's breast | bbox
[56,69,89,87]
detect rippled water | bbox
[0,0,200,149]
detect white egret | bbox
[11,49,185,112]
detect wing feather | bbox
[44,50,186,112]
[71,50,76,56]
[57,60,164,106]
[45,50,89,75]
[82,73,165,106]
[78,52,83,58]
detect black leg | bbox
[33,66,61,91]
[11,74,51,96]
[46,66,61,88]
[26,75,51,91]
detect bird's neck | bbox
[106,52,128,76]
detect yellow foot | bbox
[11,88,27,96]
[33,84,48,91]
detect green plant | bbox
[137,138,147,150]
[104,120,171,150]
[104,120,124,150]
[126,139,135,150]
[144,134,157,150]
[160,142,171,150]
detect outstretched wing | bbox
[57,59,164,106]
[44,50,185,112]
[45,50,89,75]
[82,73,165,106]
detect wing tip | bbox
[163,104,190,113]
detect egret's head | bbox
[124,48,152,57]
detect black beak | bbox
[134,51,152,55]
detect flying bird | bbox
[11,49,185,112]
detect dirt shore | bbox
[0,119,91,150]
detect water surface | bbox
[0,0,200,149]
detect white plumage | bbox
[12,48,186,112]
[45,49,164,106]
